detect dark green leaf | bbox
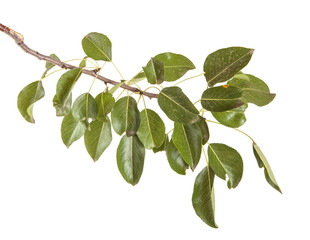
[84,118,112,162]
[253,143,282,193]
[204,47,254,87]
[53,93,72,116]
[111,96,140,136]
[17,81,45,123]
[71,93,98,124]
[166,140,189,175]
[192,166,217,228]
[195,116,210,145]
[61,113,86,148]
[127,71,146,86]
[95,92,115,121]
[153,134,169,153]
[158,86,199,124]
[201,85,244,112]
[137,109,165,149]
[208,143,243,189]
[212,101,248,128]
[42,54,60,78]
[143,58,164,84]
[117,135,145,186]
[228,74,276,106]
[172,122,202,170]
[82,32,112,61]
[153,52,195,81]
[56,68,83,110]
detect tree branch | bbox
[0,23,159,99]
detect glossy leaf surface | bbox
[212,101,248,128]
[56,68,82,110]
[201,85,244,112]
[84,118,112,161]
[208,143,243,189]
[137,109,165,149]
[82,32,112,61]
[228,74,276,106]
[158,86,199,124]
[153,52,195,81]
[195,116,210,145]
[111,96,140,136]
[61,113,86,148]
[17,81,45,123]
[71,93,98,124]
[253,143,282,193]
[204,47,254,87]
[192,166,217,228]
[172,122,202,170]
[166,140,189,175]
[117,135,145,186]
[95,92,115,121]
[143,58,164,84]
[53,93,72,117]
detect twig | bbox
[0,23,159,99]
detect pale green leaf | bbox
[253,143,282,193]
[61,113,86,148]
[95,92,115,121]
[127,71,146,86]
[52,93,72,117]
[42,53,60,78]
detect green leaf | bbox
[204,47,254,87]
[61,113,86,148]
[42,53,60,78]
[109,82,123,94]
[208,143,243,189]
[172,122,202,170]
[153,134,169,153]
[79,56,87,68]
[211,101,248,128]
[143,58,165,84]
[166,140,189,175]
[56,68,83,110]
[201,85,244,112]
[192,166,217,228]
[82,32,112,61]
[71,93,98,124]
[52,93,72,117]
[95,92,115,121]
[117,135,145,186]
[84,118,112,162]
[253,143,282,193]
[153,52,195,81]
[228,74,276,106]
[111,96,140,136]
[17,81,45,123]
[127,71,146,86]
[195,116,210,145]
[136,109,165,149]
[158,86,199,124]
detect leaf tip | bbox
[249,49,255,55]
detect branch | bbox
[0,23,159,99]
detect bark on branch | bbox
[0,23,159,99]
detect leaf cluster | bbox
[16,32,280,228]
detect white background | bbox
[0,0,309,239]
